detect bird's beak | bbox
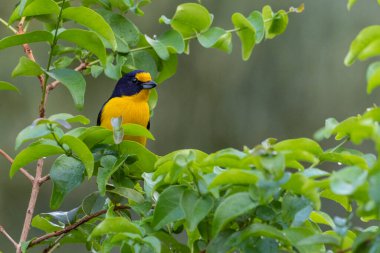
[141,81,157,89]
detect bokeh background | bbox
[1,0,380,251]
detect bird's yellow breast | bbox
[100,90,150,145]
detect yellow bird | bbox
[97,70,157,146]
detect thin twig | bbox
[28,205,130,248]
[0,225,18,248]
[0,17,18,33]
[42,234,65,253]
[39,174,50,185]
[0,149,34,182]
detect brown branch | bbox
[0,149,34,182]
[0,225,18,248]
[47,61,89,91]
[17,159,44,253]
[28,205,130,248]
[39,174,50,185]
[17,17,45,89]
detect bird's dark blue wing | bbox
[147,120,150,130]
[97,101,107,126]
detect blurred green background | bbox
[1,0,379,251]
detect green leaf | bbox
[170,3,213,37]
[97,9,140,52]
[145,35,170,60]
[143,236,161,253]
[273,138,323,155]
[46,68,86,110]
[235,223,290,245]
[180,190,214,231]
[231,13,256,61]
[119,141,158,174]
[248,11,265,43]
[12,56,43,77]
[267,10,288,38]
[9,0,60,25]
[124,51,158,79]
[330,166,367,195]
[309,211,335,228]
[148,88,159,112]
[156,54,178,84]
[15,124,51,150]
[208,169,261,188]
[50,155,85,209]
[284,227,324,253]
[10,140,65,178]
[152,185,186,230]
[366,61,380,94]
[62,7,116,50]
[212,192,257,236]
[97,155,117,195]
[31,215,62,233]
[0,81,19,93]
[108,187,145,204]
[0,31,53,51]
[90,217,142,238]
[197,27,231,53]
[345,26,380,66]
[123,123,155,140]
[347,0,358,10]
[48,113,90,125]
[58,29,107,66]
[319,151,368,169]
[158,30,185,54]
[298,234,340,246]
[60,135,94,178]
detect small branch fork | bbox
[28,206,129,248]
[0,226,18,248]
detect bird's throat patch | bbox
[135,72,152,82]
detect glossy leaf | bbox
[58,29,107,66]
[62,7,117,50]
[48,113,90,125]
[12,56,43,77]
[212,192,257,236]
[170,3,213,37]
[125,51,158,79]
[15,124,51,150]
[60,135,94,178]
[0,81,19,93]
[180,190,214,231]
[155,54,178,84]
[345,26,380,66]
[90,217,142,238]
[31,215,62,233]
[50,155,85,209]
[152,185,186,230]
[108,187,145,204]
[0,31,53,51]
[231,13,256,61]
[119,140,157,174]
[10,140,65,178]
[158,30,185,54]
[47,68,86,110]
[366,61,380,94]
[197,27,231,53]
[268,10,288,38]
[274,138,323,155]
[319,151,368,169]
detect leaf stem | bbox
[0,18,17,33]
[0,225,18,248]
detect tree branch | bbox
[17,17,45,89]
[28,205,130,248]
[39,174,50,185]
[0,225,18,248]
[0,149,34,182]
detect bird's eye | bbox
[132,78,138,84]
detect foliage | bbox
[1,0,380,253]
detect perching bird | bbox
[97,70,157,146]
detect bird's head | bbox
[112,70,157,97]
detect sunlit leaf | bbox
[231,13,256,61]
[0,31,53,51]
[9,0,59,24]
[90,217,142,238]
[15,124,51,150]
[0,81,19,93]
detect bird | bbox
[97,70,157,146]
